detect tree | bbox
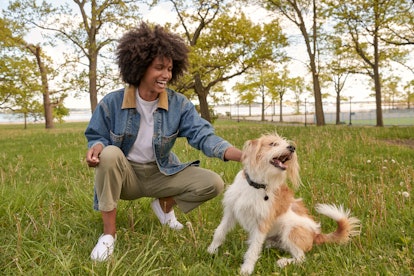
[159,0,288,122]
[0,52,44,128]
[326,0,410,127]
[234,67,269,121]
[321,35,353,124]
[7,0,143,113]
[0,17,46,128]
[26,44,67,128]
[259,0,326,126]
[233,81,260,117]
[381,1,414,46]
[1,15,67,128]
[290,76,306,115]
[403,80,414,109]
[266,66,291,122]
[233,64,294,122]
[381,76,402,109]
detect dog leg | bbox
[207,210,236,254]
[276,250,305,268]
[276,238,306,268]
[240,230,267,275]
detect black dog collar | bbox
[244,171,269,200]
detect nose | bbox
[287,145,295,152]
[162,68,172,80]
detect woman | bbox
[85,23,242,261]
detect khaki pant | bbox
[94,145,224,213]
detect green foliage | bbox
[5,0,143,113]
[0,122,413,275]
[53,103,70,124]
[0,18,42,114]
[170,2,288,121]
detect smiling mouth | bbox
[270,154,292,170]
[156,80,167,87]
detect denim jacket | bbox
[85,85,233,176]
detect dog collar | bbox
[244,171,269,201]
[244,172,266,189]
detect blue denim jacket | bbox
[85,85,233,175]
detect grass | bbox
[0,121,413,275]
[346,116,414,126]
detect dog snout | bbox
[287,145,295,152]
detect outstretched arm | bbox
[224,147,242,162]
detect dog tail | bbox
[314,203,361,245]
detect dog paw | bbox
[240,263,254,275]
[277,256,304,268]
[276,258,292,268]
[207,244,218,254]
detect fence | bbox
[214,101,414,126]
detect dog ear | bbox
[242,139,260,166]
[287,152,301,188]
[241,140,252,162]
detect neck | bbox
[138,87,159,102]
[244,171,266,190]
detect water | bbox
[1,104,412,125]
[0,109,92,124]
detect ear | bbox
[287,152,301,188]
[242,139,259,166]
[241,140,252,162]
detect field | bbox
[0,121,413,275]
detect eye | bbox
[269,142,279,146]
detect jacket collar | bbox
[121,85,168,111]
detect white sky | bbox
[62,2,178,108]
[1,1,412,109]
[65,2,413,109]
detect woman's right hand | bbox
[86,144,104,167]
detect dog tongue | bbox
[273,159,287,170]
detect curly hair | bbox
[116,22,189,86]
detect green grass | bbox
[346,117,414,126]
[0,121,413,275]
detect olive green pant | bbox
[94,145,224,213]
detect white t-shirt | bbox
[126,90,158,163]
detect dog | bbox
[207,133,361,275]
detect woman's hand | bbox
[86,144,104,167]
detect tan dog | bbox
[207,133,360,275]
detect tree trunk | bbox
[31,45,54,129]
[298,0,325,126]
[24,112,27,130]
[279,96,283,122]
[89,52,98,113]
[88,3,99,114]
[310,63,325,126]
[194,74,211,122]
[373,34,384,127]
[336,91,341,125]
[261,87,265,121]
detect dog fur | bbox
[207,133,361,275]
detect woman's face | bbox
[139,56,173,99]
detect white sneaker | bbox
[90,234,116,261]
[151,199,184,230]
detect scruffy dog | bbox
[207,133,361,275]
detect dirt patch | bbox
[383,139,414,149]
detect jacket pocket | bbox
[110,130,125,147]
[160,131,179,158]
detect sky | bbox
[1,1,412,109]
[65,2,176,109]
[64,2,413,109]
